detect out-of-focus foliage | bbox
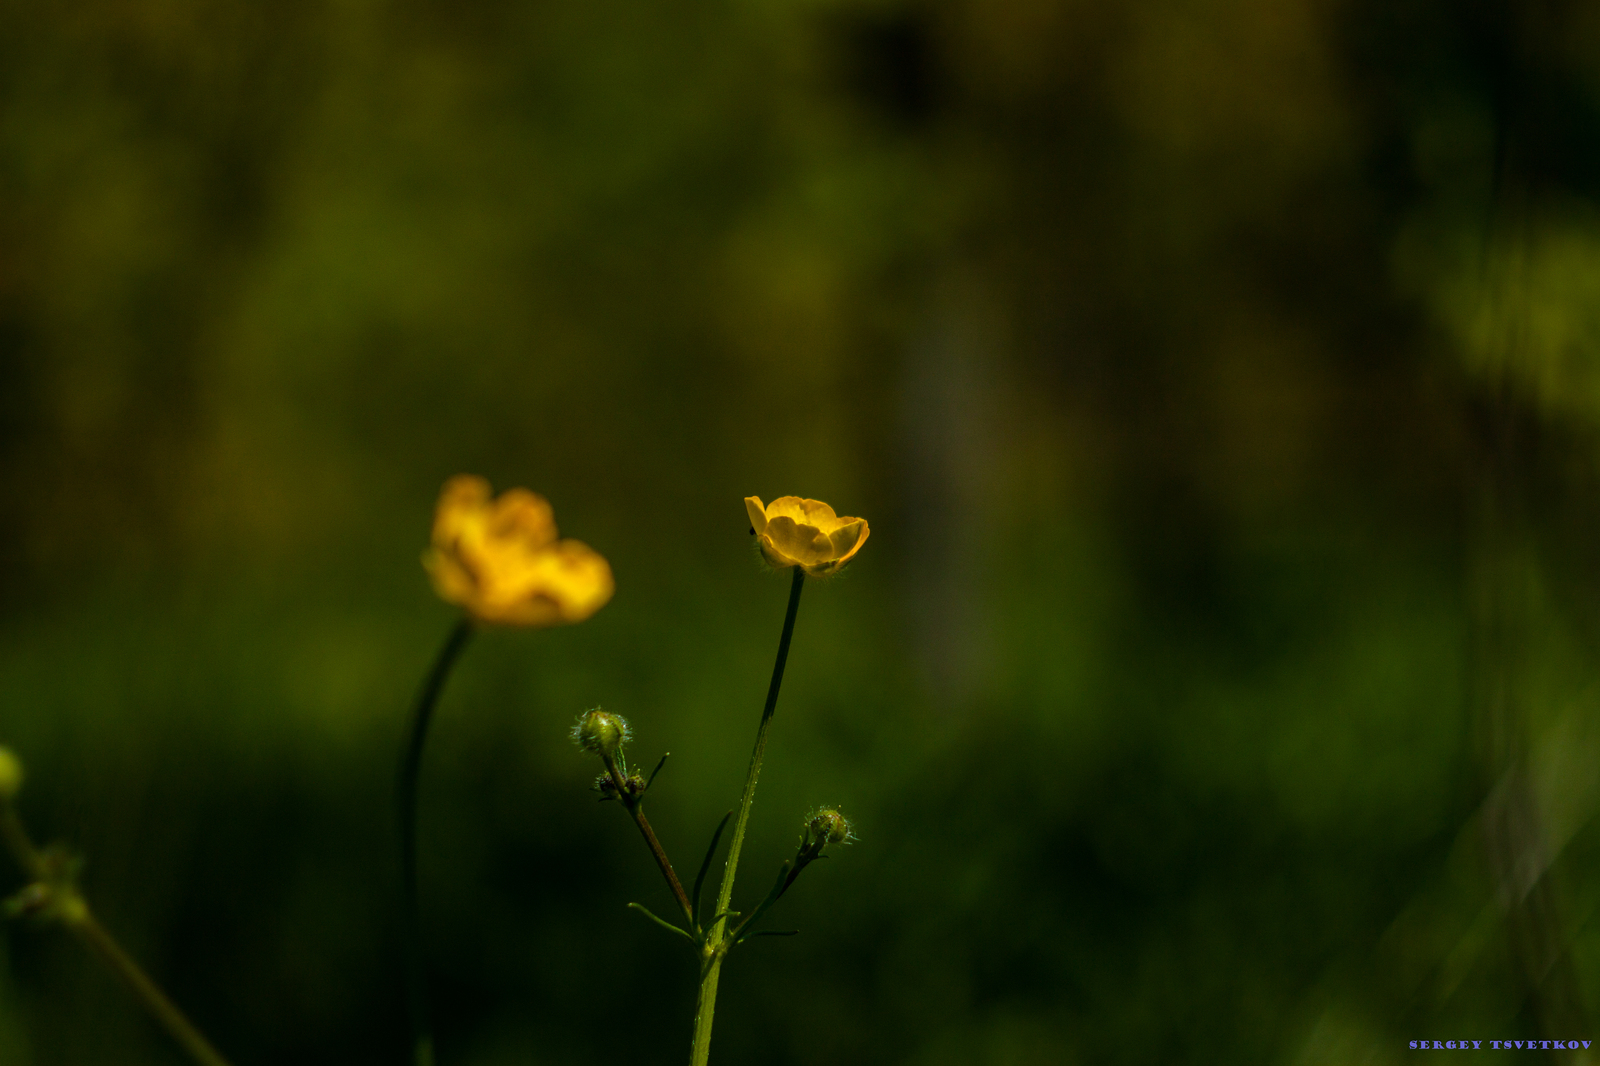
[1,0,1599,1063]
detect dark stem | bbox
[729,850,816,942]
[761,567,807,725]
[768,855,810,908]
[691,566,807,1066]
[604,755,694,922]
[397,617,474,1066]
[712,566,805,923]
[71,910,235,1066]
[0,804,233,1066]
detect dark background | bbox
[2,0,1600,1062]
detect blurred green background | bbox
[3,0,1600,1062]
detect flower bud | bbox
[594,770,645,801]
[0,747,21,801]
[806,807,851,848]
[570,709,630,758]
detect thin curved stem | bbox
[397,617,475,1066]
[690,566,805,1066]
[70,908,235,1066]
[602,754,693,922]
[0,804,233,1066]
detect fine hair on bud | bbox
[0,746,20,801]
[806,807,852,847]
[570,708,631,758]
[595,770,645,801]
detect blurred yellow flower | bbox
[744,496,869,576]
[425,475,614,627]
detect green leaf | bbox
[738,929,799,943]
[626,902,693,942]
[646,752,671,792]
[692,811,733,927]
[730,860,796,942]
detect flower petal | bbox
[835,519,869,566]
[422,548,477,606]
[827,519,866,560]
[757,534,796,569]
[478,540,614,626]
[763,516,833,565]
[423,474,612,627]
[797,498,838,527]
[432,474,491,545]
[542,540,616,622]
[765,496,811,524]
[763,496,842,532]
[481,592,565,627]
[744,496,768,535]
[491,488,557,548]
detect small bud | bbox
[0,747,22,801]
[570,708,630,758]
[806,807,851,848]
[594,770,645,801]
[6,847,87,926]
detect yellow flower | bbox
[424,475,614,627]
[744,496,870,576]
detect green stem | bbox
[398,617,475,1066]
[690,566,805,1066]
[602,754,694,922]
[0,804,234,1066]
[69,908,235,1066]
[689,951,724,1066]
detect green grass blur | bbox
[2,0,1600,1063]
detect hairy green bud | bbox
[0,747,21,802]
[806,807,851,848]
[570,708,630,758]
[594,770,645,802]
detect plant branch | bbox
[397,617,475,1066]
[70,908,235,1066]
[0,803,233,1066]
[690,565,805,1066]
[603,754,693,922]
[710,567,805,935]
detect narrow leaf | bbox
[627,902,693,942]
[738,929,800,943]
[692,811,733,926]
[646,752,671,791]
[732,861,795,941]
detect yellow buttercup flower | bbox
[425,475,614,627]
[744,496,869,576]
